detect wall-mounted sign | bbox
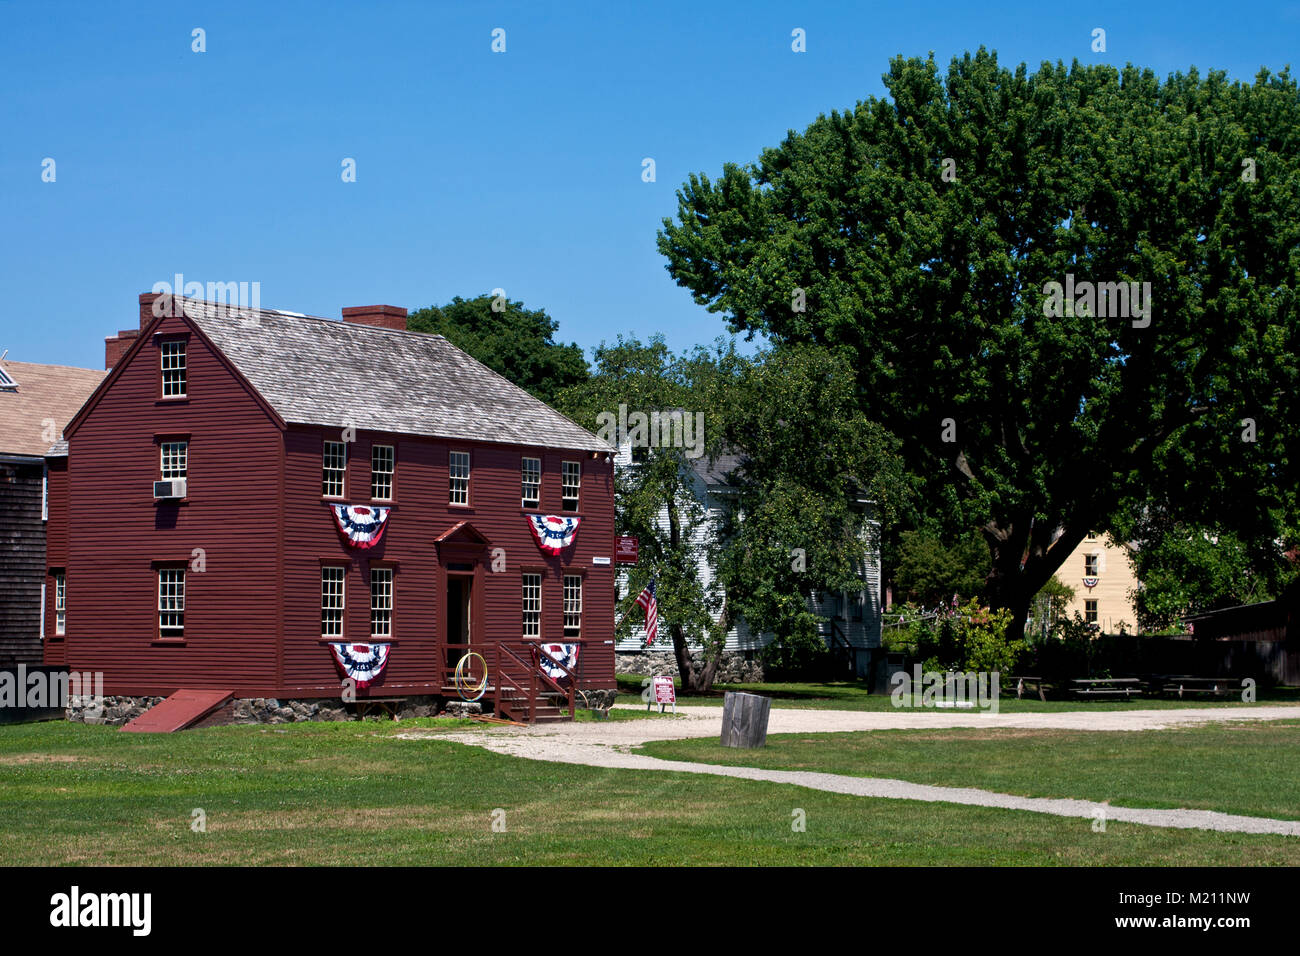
[615,536,639,564]
[593,556,611,566]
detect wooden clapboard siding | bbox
[0,460,46,665]
[279,427,616,695]
[56,311,284,694]
[49,303,616,698]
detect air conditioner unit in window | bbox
[153,478,187,500]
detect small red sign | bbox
[653,676,676,704]
[615,535,639,564]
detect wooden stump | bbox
[720,691,771,748]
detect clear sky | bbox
[2,0,1296,371]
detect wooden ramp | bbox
[120,689,233,733]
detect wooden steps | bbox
[120,689,233,733]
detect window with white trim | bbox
[321,567,345,638]
[521,456,541,508]
[561,461,580,511]
[371,568,393,637]
[1084,599,1098,625]
[563,575,582,638]
[323,441,346,498]
[522,573,541,639]
[55,573,66,636]
[371,445,395,500]
[160,441,188,479]
[158,569,185,638]
[449,451,470,505]
[161,341,187,397]
[1084,554,1099,577]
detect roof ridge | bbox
[178,296,449,343]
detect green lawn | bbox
[640,720,1300,821]
[1,718,1298,865]
[617,674,1300,713]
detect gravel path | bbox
[396,704,1300,836]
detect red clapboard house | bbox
[44,293,616,723]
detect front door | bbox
[445,574,472,670]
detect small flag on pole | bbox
[635,577,658,646]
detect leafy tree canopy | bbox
[658,48,1300,636]
[408,294,589,405]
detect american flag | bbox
[635,578,658,646]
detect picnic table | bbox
[1155,675,1236,699]
[1007,676,1048,702]
[1070,677,1143,699]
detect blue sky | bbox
[2,0,1297,370]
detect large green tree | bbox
[658,49,1300,638]
[557,336,736,690]
[408,294,589,405]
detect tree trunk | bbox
[984,516,1089,640]
[665,493,701,692]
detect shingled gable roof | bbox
[0,360,106,458]
[178,298,612,452]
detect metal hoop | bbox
[454,652,488,701]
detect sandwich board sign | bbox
[648,675,676,714]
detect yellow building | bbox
[1056,532,1141,633]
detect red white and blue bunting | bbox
[331,504,392,549]
[526,514,581,555]
[329,642,391,688]
[1082,577,1099,589]
[537,642,580,683]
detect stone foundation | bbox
[616,651,763,684]
[66,690,621,726]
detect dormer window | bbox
[161,341,187,397]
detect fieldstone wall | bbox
[616,652,764,684]
[69,694,470,726]
[67,695,164,726]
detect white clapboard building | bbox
[613,440,882,675]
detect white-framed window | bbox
[371,568,393,638]
[522,573,541,639]
[563,575,582,638]
[0,366,17,391]
[161,341,187,397]
[561,461,580,511]
[54,573,66,636]
[321,567,345,638]
[371,445,395,500]
[521,456,541,508]
[1084,599,1098,625]
[1084,554,1099,577]
[323,441,347,498]
[160,441,188,479]
[158,568,185,638]
[449,451,470,505]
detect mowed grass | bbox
[1,718,1299,865]
[641,720,1300,821]
[616,674,1300,713]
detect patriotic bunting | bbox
[537,642,580,683]
[526,514,581,555]
[330,504,392,549]
[328,642,391,687]
[1082,576,1099,589]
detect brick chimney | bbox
[342,305,407,331]
[105,329,140,370]
[140,291,167,328]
